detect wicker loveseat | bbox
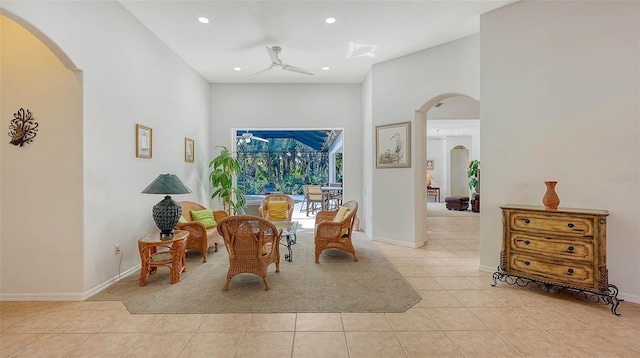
[176,201,228,262]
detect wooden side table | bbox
[427,186,440,202]
[138,230,189,286]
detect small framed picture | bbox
[376,121,411,168]
[136,124,152,158]
[185,137,195,163]
[426,159,434,170]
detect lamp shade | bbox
[142,174,192,195]
[142,174,192,236]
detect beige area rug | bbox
[427,202,480,217]
[90,230,421,314]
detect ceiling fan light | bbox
[197,17,209,24]
[325,17,336,24]
[233,67,242,71]
[322,66,330,71]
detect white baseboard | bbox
[618,292,639,304]
[478,264,498,273]
[82,264,140,300]
[0,264,140,302]
[372,236,425,248]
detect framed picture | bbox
[426,159,434,170]
[136,124,152,158]
[376,121,411,168]
[185,137,195,163]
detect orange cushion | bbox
[267,201,289,220]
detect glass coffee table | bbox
[271,220,299,262]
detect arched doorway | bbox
[414,94,479,243]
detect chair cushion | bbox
[333,206,351,236]
[333,206,350,222]
[150,252,172,262]
[267,201,289,220]
[191,209,217,228]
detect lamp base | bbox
[152,195,181,236]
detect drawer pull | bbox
[567,246,574,252]
[567,223,575,228]
[524,219,531,224]
[567,268,574,275]
[524,240,531,245]
[524,261,531,266]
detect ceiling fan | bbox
[237,131,268,144]
[248,46,316,79]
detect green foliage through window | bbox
[236,138,330,195]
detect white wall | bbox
[362,72,373,235]
[1,2,211,299]
[426,139,446,199]
[480,1,640,302]
[1,14,84,295]
[210,84,363,216]
[370,35,480,247]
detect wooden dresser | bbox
[494,205,622,314]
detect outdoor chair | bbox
[258,194,295,221]
[314,200,359,263]
[217,215,282,291]
[176,201,228,262]
[327,182,343,210]
[299,185,309,213]
[305,185,325,216]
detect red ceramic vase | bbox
[542,181,560,210]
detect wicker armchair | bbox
[217,215,282,291]
[176,201,228,262]
[314,200,359,263]
[258,194,295,220]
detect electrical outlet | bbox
[114,244,121,255]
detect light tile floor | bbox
[1,216,639,357]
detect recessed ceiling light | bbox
[233,67,242,71]
[325,17,336,24]
[198,17,209,24]
[322,67,330,71]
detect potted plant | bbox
[467,160,480,195]
[209,146,246,214]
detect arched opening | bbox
[414,94,479,243]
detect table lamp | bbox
[426,172,433,187]
[142,173,192,236]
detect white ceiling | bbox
[118,0,516,84]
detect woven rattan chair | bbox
[217,215,282,291]
[314,200,359,263]
[258,194,295,220]
[176,201,228,262]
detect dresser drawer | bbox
[510,213,593,236]
[510,233,593,262]
[509,253,594,289]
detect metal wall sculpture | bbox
[8,108,38,147]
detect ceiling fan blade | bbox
[265,45,280,64]
[253,136,269,142]
[247,65,275,79]
[282,64,316,76]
